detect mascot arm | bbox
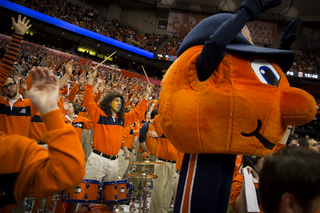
[278,17,302,50]
[196,0,281,81]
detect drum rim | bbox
[102,180,128,185]
[102,198,129,204]
[83,179,100,184]
[60,199,98,203]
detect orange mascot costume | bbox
[158,0,317,212]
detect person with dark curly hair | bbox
[83,67,152,182]
[100,91,126,122]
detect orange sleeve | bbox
[19,87,24,96]
[121,125,131,148]
[60,85,68,95]
[153,115,163,136]
[133,121,140,135]
[0,34,23,87]
[83,118,93,130]
[272,143,286,153]
[124,99,148,128]
[83,84,102,124]
[94,92,101,103]
[176,152,184,171]
[0,109,85,201]
[233,155,242,179]
[58,97,67,115]
[229,174,244,213]
[67,84,80,102]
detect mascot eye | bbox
[251,59,280,87]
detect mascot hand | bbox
[278,17,302,50]
[240,0,282,21]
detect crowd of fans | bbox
[0,37,161,103]
[290,49,320,74]
[10,0,169,53]
[159,35,185,56]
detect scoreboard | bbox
[286,70,319,80]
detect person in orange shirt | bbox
[149,114,179,213]
[117,106,140,179]
[132,110,158,197]
[0,65,85,212]
[29,60,74,148]
[137,110,159,165]
[83,67,151,182]
[63,101,93,140]
[68,77,102,161]
[230,155,264,213]
[0,15,37,137]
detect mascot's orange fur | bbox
[159,46,316,156]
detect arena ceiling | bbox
[174,0,320,21]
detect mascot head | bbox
[159,13,316,157]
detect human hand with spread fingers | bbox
[12,14,32,35]
[29,67,59,115]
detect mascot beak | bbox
[281,87,317,125]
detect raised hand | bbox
[121,84,126,90]
[20,79,27,91]
[89,67,97,79]
[79,75,86,85]
[87,67,97,85]
[63,100,70,111]
[29,67,59,115]
[98,82,105,93]
[65,60,74,75]
[12,14,32,35]
[97,77,104,84]
[240,0,282,21]
[143,85,152,100]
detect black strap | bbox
[93,149,118,160]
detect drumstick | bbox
[141,66,151,86]
[89,51,116,74]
